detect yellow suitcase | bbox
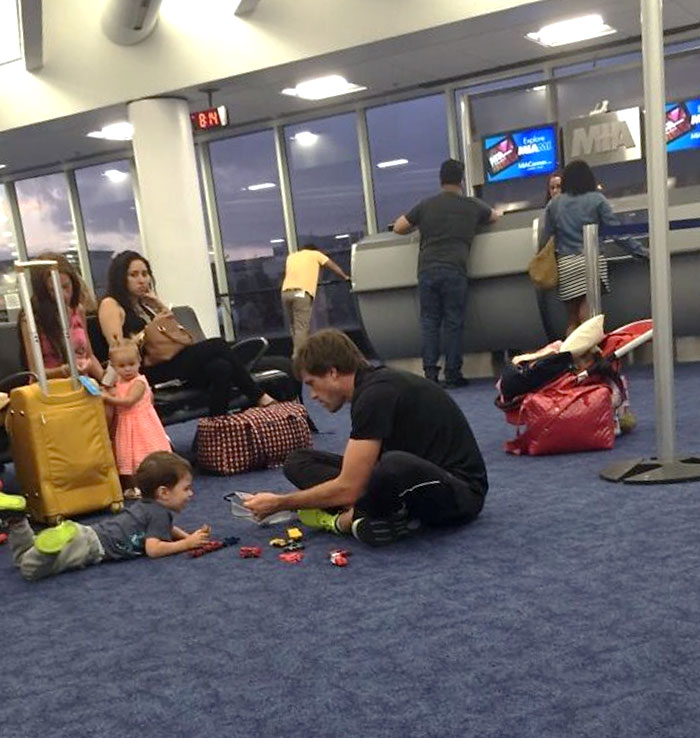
[9,260,123,524]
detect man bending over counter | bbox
[244,329,488,546]
[393,158,499,387]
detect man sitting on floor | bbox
[244,329,488,546]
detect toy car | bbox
[284,541,305,552]
[269,537,287,547]
[286,527,303,541]
[0,532,7,546]
[278,551,304,563]
[239,546,263,559]
[329,549,351,567]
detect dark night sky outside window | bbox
[210,130,287,339]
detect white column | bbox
[128,97,219,337]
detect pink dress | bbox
[113,374,171,475]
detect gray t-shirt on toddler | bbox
[92,500,173,561]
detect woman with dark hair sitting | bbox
[19,252,104,382]
[540,159,647,335]
[97,251,275,416]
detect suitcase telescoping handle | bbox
[15,259,80,395]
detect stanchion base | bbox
[600,456,700,484]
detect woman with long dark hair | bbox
[98,251,275,416]
[540,160,647,335]
[19,252,104,381]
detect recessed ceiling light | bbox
[377,158,409,169]
[270,238,286,244]
[526,15,616,47]
[0,164,6,170]
[102,169,129,183]
[247,182,277,191]
[87,122,134,141]
[529,85,547,93]
[334,233,350,240]
[282,75,366,101]
[292,131,319,147]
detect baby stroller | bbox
[495,318,653,456]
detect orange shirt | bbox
[281,250,329,297]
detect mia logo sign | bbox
[564,108,642,166]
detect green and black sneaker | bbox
[351,508,417,547]
[297,508,342,535]
[0,492,27,528]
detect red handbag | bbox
[504,373,615,456]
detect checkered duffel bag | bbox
[196,401,312,474]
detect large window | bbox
[0,188,19,322]
[286,114,364,332]
[367,94,449,231]
[0,0,21,66]
[210,130,287,339]
[74,162,142,297]
[15,173,78,262]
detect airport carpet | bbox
[2,364,700,738]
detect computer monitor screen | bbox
[666,98,700,152]
[482,124,559,183]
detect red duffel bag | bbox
[197,401,312,474]
[504,373,615,456]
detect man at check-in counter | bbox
[393,159,499,387]
[281,243,351,357]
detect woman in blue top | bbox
[540,159,646,335]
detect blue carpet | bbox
[2,364,700,737]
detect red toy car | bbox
[278,551,304,564]
[329,549,351,567]
[239,546,263,559]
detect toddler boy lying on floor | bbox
[0,451,210,582]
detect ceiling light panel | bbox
[87,122,134,141]
[291,131,319,147]
[282,75,366,101]
[526,15,616,48]
[247,182,277,191]
[377,159,409,169]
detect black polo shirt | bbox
[350,366,488,494]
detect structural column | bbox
[128,97,219,336]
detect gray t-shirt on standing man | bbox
[406,191,493,276]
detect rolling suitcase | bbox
[8,260,123,524]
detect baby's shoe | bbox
[35,521,78,555]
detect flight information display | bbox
[666,98,700,152]
[483,124,559,183]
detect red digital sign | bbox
[190,105,229,131]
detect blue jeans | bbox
[418,267,468,381]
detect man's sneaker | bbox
[351,509,417,547]
[297,508,341,535]
[35,521,78,555]
[0,492,27,527]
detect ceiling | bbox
[1,0,699,179]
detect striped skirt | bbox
[557,253,610,302]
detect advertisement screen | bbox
[666,98,700,152]
[483,124,559,183]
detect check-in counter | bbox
[351,186,700,360]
